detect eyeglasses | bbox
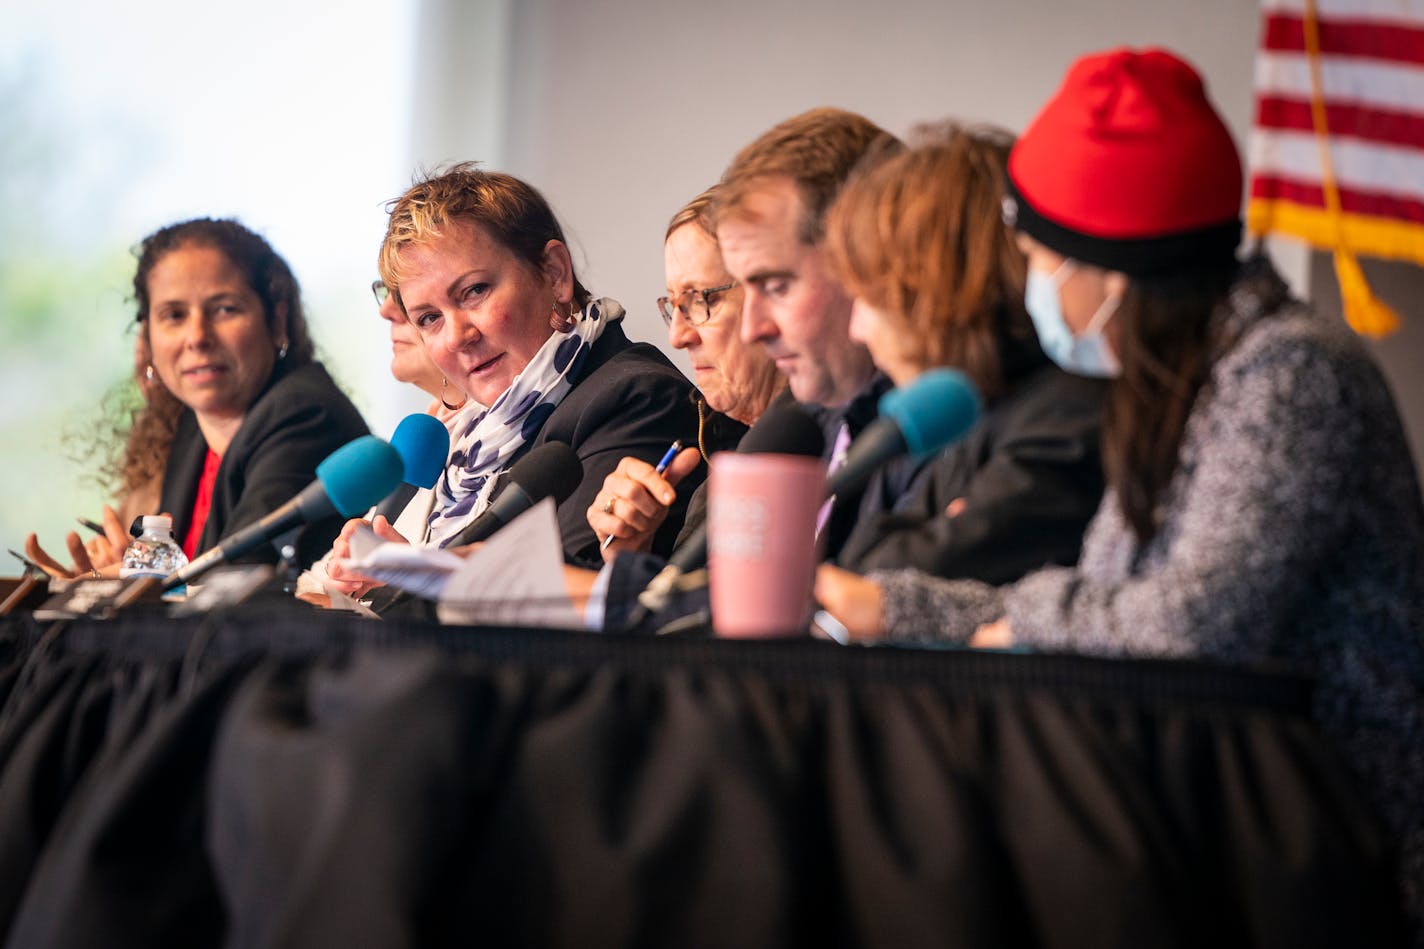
[371,279,391,305]
[657,282,738,327]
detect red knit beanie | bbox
[1006,47,1243,277]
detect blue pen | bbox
[652,440,682,474]
[601,440,682,550]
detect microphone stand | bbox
[624,565,711,635]
[0,574,47,616]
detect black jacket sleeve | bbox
[161,362,370,569]
[522,324,701,569]
[837,368,1107,585]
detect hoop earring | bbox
[549,300,578,333]
[440,377,467,412]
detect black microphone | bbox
[161,436,404,591]
[441,442,583,548]
[625,403,825,629]
[826,368,981,501]
[740,400,830,455]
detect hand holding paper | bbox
[332,499,581,629]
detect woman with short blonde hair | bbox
[324,163,699,598]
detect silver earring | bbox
[145,364,155,383]
[277,340,289,360]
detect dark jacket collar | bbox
[803,372,893,442]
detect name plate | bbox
[33,577,164,620]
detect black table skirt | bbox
[0,608,1406,948]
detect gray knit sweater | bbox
[873,258,1424,921]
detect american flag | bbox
[1247,0,1423,336]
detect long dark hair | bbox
[98,355,185,505]
[1104,262,1238,542]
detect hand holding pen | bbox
[75,506,133,571]
[590,440,703,561]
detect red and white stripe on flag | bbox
[1248,0,1424,266]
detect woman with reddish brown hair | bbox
[819,121,1106,583]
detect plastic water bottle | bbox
[121,515,190,581]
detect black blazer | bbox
[491,320,701,569]
[803,373,932,564]
[836,356,1107,585]
[160,361,369,569]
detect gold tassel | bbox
[1302,0,1401,338]
[1333,250,1401,338]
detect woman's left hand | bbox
[813,564,887,642]
[970,617,1014,649]
[325,515,408,599]
[81,505,132,572]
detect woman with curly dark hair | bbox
[27,217,368,576]
[820,121,1106,582]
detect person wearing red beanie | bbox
[1006,47,1243,277]
[816,47,1424,939]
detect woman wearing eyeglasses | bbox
[294,282,473,601]
[370,279,466,419]
[662,189,785,443]
[586,186,785,559]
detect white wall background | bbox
[489,0,1289,352]
[0,0,421,554]
[453,0,1414,474]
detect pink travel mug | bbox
[707,453,826,638]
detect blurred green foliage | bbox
[0,62,139,564]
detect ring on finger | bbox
[602,496,615,515]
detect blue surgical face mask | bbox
[1024,260,1122,378]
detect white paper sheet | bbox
[436,498,581,629]
[334,524,467,601]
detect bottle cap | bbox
[140,514,174,533]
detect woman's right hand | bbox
[323,514,407,599]
[587,447,701,564]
